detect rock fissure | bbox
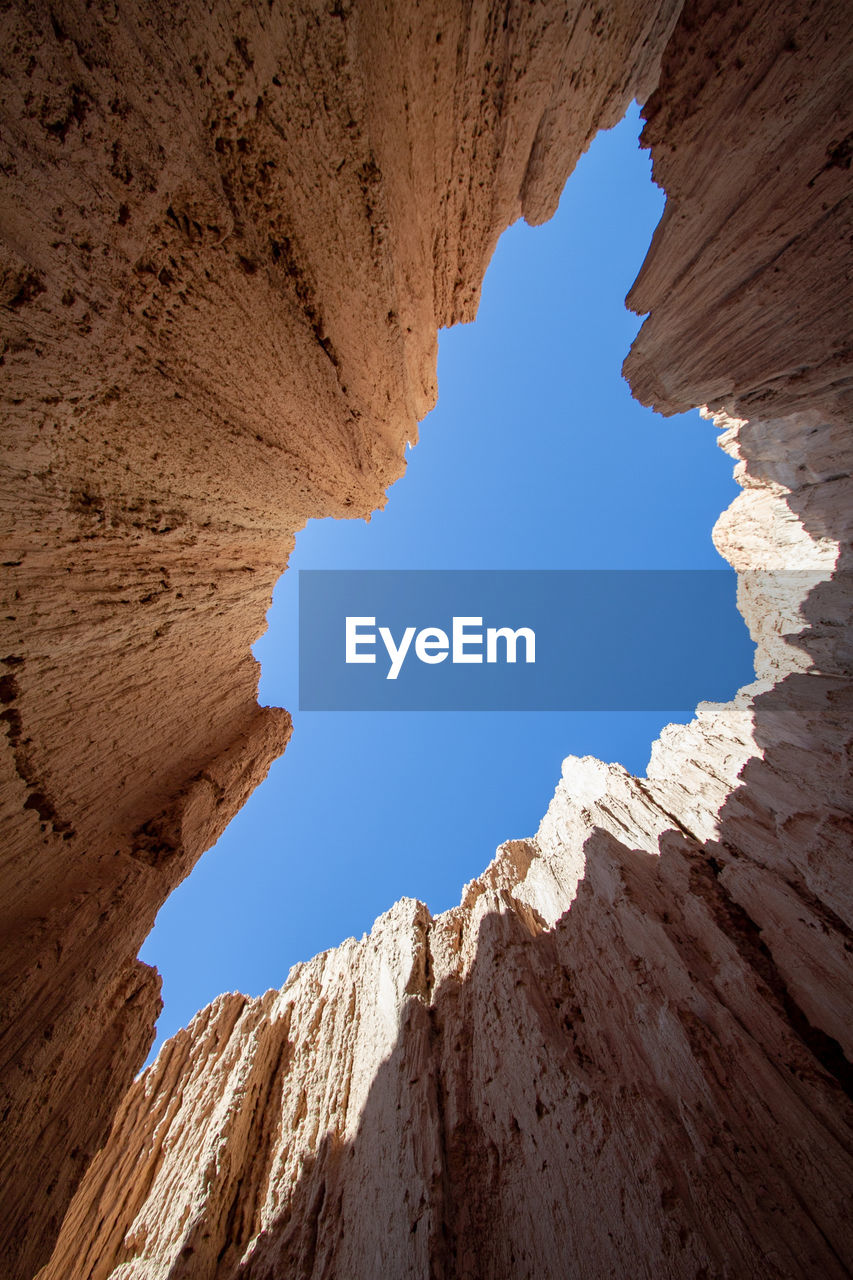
[1,0,851,1275]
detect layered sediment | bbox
[1,2,680,1270]
[1,0,851,1276]
[40,406,853,1278]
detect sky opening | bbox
[140,103,750,1059]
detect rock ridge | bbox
[41,399,853,1275]
[1,0,851,1274]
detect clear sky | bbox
[140,104,751,1058]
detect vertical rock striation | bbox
[39,403,853,1277]
[1,0,851,1275]
[624,0,853,423]
[0,1,682,1271]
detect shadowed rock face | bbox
[0,0,680,1270]
[38,428,853,1279]
[1,0,851,1276]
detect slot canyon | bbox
[1,0,851,1276]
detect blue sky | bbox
[140,104,750,1057]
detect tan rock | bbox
[1,0,851,1275]
[40,271,853,1280]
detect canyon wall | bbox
[39,407,853,1280]
[0,0,682,1272]
[1,0,851,1276]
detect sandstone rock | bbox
[41,387,853,1276]
[0,2,682,1270]
[1,0,851,1275]
[624,0,853,424]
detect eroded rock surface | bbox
[40,405,853,1278]
[2,0,851,1275]
[1,1,682,1270]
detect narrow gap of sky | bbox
[140,103,748,1058]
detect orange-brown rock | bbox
[624,0,853,424]
[0,0,685,1271]
[2,0,851,1276]
[39,403,853,1278]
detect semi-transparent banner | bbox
[298,569,758,711]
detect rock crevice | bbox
[1,0,851,1275]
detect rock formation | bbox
[1,0,851,1276]
[0,1,680,1270]
[37,405,853,1278]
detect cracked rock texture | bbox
[1,0,851,1276]
[0,0,682,1270]
[39,403,853,1279]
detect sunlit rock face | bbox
[0,1,680,1271]
[39,409,853,1280]
[2,0,851,1276]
